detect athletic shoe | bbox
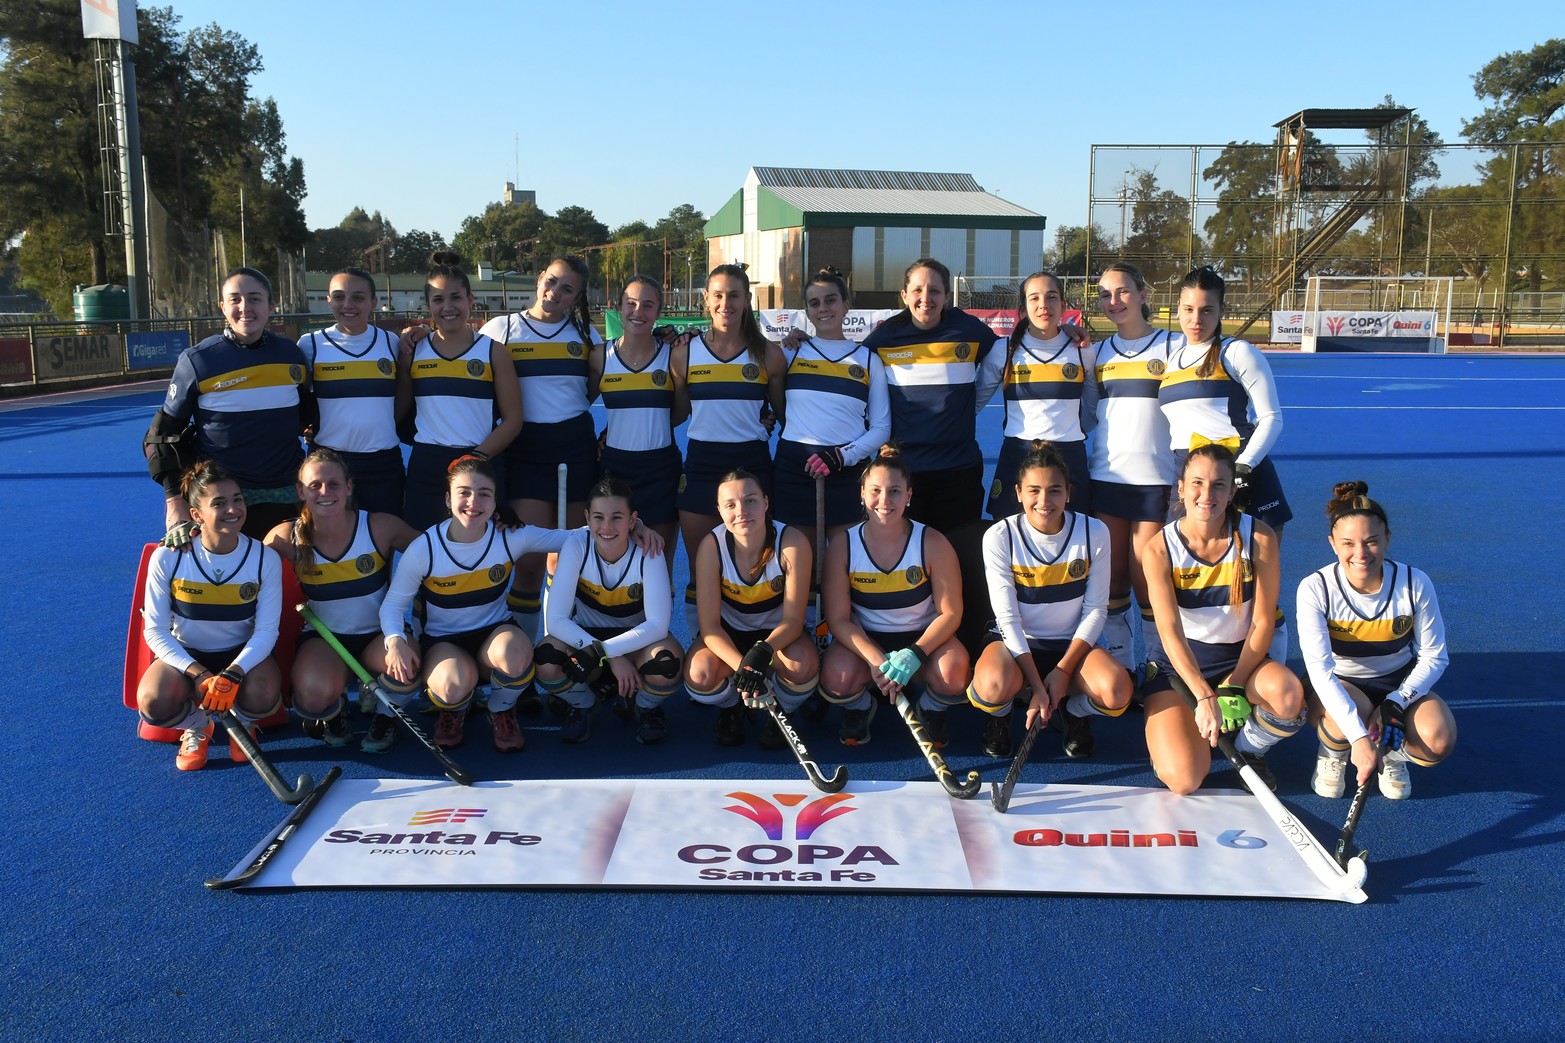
[546,694,570,719]
[714,704,746,747]
[1378,752,1413,800]
[1235,750,1276,793]
[301,717,326,741]
[491,707,525,752]
[920,709,949,749]
[357,684,376,715]
[982,713,1013,758]
[757,711,786,751]
[228,723,260,764]
[636,706,670,745]
[433,708,467,749]
[1057,705,1095,760]
[610,695,636,723]
[322,713,352,748]
[559,706,594,745]
[175,721,214,772]
[513,688,543,717]
[361,713,397,754]
[1312,746,1349,798]
[839,701,877,747]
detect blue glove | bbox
[1215,683,1252,732]
[879,646,926,687]
[1378,698,1408,751]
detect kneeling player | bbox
[535,476,683,745]
[968,442,1129,760]
[137,462,284,771]
[1297,482,1456,800]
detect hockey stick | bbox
[296,604,474,786]
[205,766,342,890]
[218,710,315,805]
[766,703,848,793]
[989,713,1045,813]
[891,691,981,798]
[1169,675,1368,894]
[812,475,829,655]
[1335,745,1383,867]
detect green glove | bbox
[1215,683,1252,732]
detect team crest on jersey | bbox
[355,554,376,575]
[1067,559,1086,579]
[377,358,394,377]
[567,341,584,358]
[678,474,687,492]
[1062,362,1080,380]
[742,363,760,381]
[627,582,643,601]
[990,479,1002,498]
[487,564,507,583]
[289,364,304,384]
[652,371,668,387]
[1393,614,1412,636]
[239,582,259,602]
[466,359,486,377]
[905,566,925,586]
[954,343,971,361]
[1242,558,1254,580]
[1148,360,1166,376]
[769,577,786,593]
[848,364,866,380]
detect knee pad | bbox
[375,673,422,711]
[140,699,198,730]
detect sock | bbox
[1066,692,1128,719]
[375,672,422,712]
[1101,597,1132,671]
[487,664,536,713]
[966,682,1013,717]
[636,671,681,711]
[688,678,738,709]
[1317,724,1351,757]
[1234,705,1307,756]
[775,675,818,714]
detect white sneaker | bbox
[1378,751,1413,800]
[1312,748,1349,798]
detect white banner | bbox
[1304,311,1436,339]
[756,309,900,342]
[222,778,1365,902]
[1271,311,1305,344]
[81,0,138,43]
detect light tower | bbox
[83,0,149,320]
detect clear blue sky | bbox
[149,0,1550,245]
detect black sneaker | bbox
[322,713,352,748]
[513,689,544,716]
[982,714,1012,758]
[715,704,746,747]
[920,708,949,749]
[838,702,877,746]
[560,706,594,745]
[302,717,326,741]
[757,711,787,751]
[636,706,670,745]
[361,712,397,754]
[1058,706,1096,759]
[546,694,570,719]
[1235,750,1276,793]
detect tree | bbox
[1202,143,1274,290]
[539,205,609,260]
[1046,224,1113,277]
[1121,167,1193,286]
[451,201,547,273]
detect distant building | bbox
[704,167,1047,309]
[504,182,536,208]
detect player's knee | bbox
[1154,763,1203,796]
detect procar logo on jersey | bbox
[409,808,487,826]
[678,790,898,882]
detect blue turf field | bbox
[2,353,1562,1041]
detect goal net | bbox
[1300,275,1453,353]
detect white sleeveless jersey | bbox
[994,331,1092,441]
[1090,330,1177,485]
[782,338,873,446]
[480,312,600,424]
[409,333,498,448]
[300,325,399,452]
[685,335,769,443]
[295,511,388,636]
[383,522,566,639]
[1162,515,1255,646]
[714,520,787,633]
[846,521,936,634]
[600,339,675,451]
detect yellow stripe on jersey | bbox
[600,370,671,393]
[877,341,975,367]
[689,362,768,385]
[198,361,303,395]
[423,565,513,598]
[171,578,256,606]
[1011,561,1083,588]
[1171,559,1250,591]
[507,341,587,362]
[577,578,639,612]
[412,356,492,380]
[312,359,394,382]
[1158,357,1233,390]
[722,575,783,609]
[297,553,387,587]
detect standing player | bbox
[968,443,1129,759]
[143,267,306,542]
[137,462,284,771]
[400,252,522,532]
[674,264,786,634]
[598,276,684,565]
[1160,266,1292,661]
[773,267,890,552]
[480,256,602,636]
[818,445,968,747]
[1089,262,1177,677]
[684,470,818,748]
[1298,482,1456,800]
[264,449,421,751]
[299,267,406,515]
[1139,444,1304,794]
[535,476,682,745]
[975,271,1095,520]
